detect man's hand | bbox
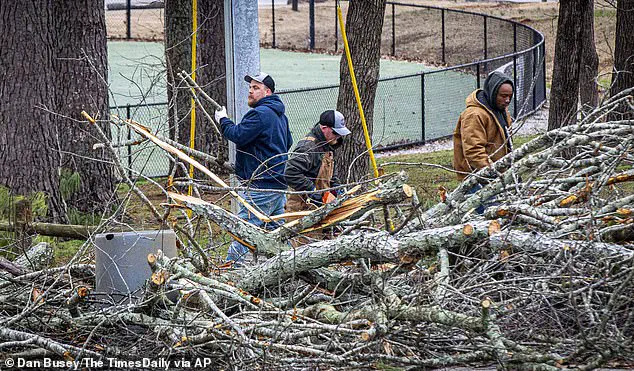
[214,106,228,122]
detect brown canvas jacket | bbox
[452,89,512,180]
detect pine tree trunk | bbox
[0,0,66,222]
[196,0,229,172]
[578,0,599,112]
[54,0,115,213]
[335,0,386,183]
[165,0,193,173]
[610,0,634,104]
[548,0,591,130]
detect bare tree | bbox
[548,0,593,130]
[165,0,193,159]
[54,0,115,213]
[610,0,634,102]
[579,0,599,111]
[165,0,229,175]
[0,0,113,222]
[335,0,387,182]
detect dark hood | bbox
[475,71,514,152]
[254,94,285,115]
[481,71,514,112]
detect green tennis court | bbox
[108,41,434,104]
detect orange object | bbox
[322,192,336,204]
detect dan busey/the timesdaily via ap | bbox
[9,356,214,369]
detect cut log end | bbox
[77,286,89,298]
[147,253,157,265]
[488,220,501,235]
[481,298,492,309]
[402,184,414,198]
[152,270,168,285]
[463,224,474,236]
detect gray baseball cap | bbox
[244,72,275,93]
[319,110,351,136]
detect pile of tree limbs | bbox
[0,92,633,369]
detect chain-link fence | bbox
[110,103,170,178]
[105,1,164,40]
[108,1,546,176]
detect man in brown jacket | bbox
[453,71,514,181]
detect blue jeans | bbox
[225,191,286,264]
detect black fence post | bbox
[532,46,537,110]
[272,0,276,48]
[126,0,132,39]
[441,9,446,64]
[391,3,395,56]
[476,63,481,89]
[513,23,518,117]
[126,104,132,178]
[542,42,547,105]
[513,54,518,117]
[483,15,488,60]
[334,3,338,52]
[309,0,315,50]
[421,73,426,143]
[513,23,518,54]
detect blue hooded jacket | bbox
[220,95,293,190]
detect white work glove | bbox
[214,106,228,122]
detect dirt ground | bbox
[106,1,617,84]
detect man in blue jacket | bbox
[214,72,293,265]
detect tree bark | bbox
[335,0,386,183]
[165,0,193,165]
[548,0,591,130]
[578,0,599,112]
[0,0,66,222]
[610,0,634,108]
[196,0,229,171]
[53,0,115,213]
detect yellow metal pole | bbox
[336,5,379,178]
[188,0,198,217]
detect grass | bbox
[377,135,537,208]
[379,148,458,209]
